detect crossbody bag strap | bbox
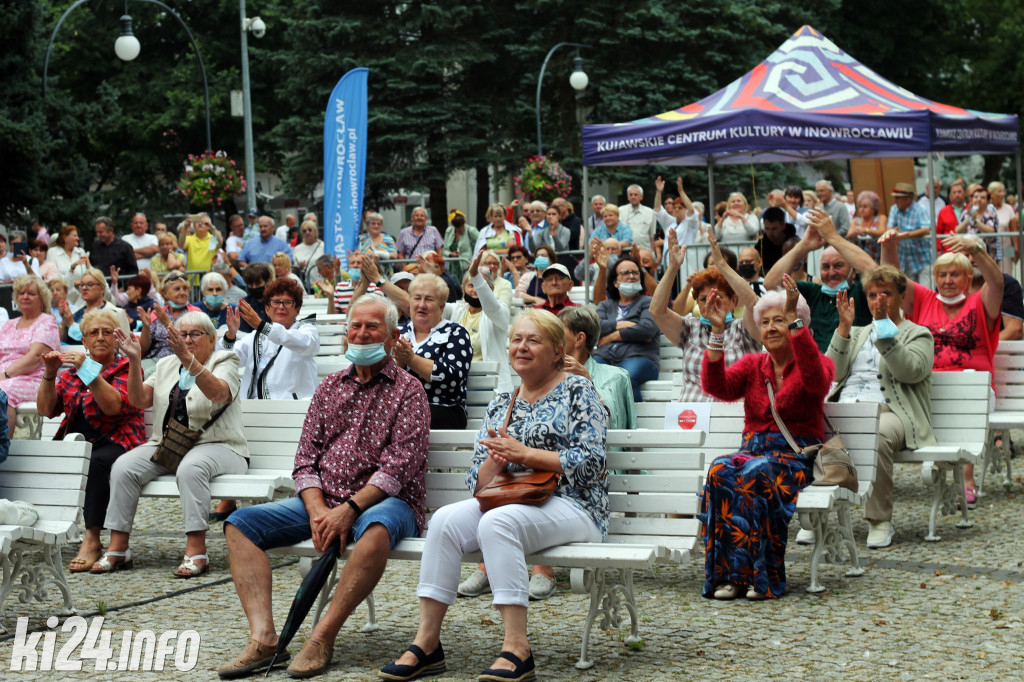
[764,379,802,453]
[502,387,520,434]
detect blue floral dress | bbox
[467,374,610,538]
[698,328,834,598]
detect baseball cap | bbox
[390,271,415,285]
[541,263,571,279]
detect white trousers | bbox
[418,496,601,607]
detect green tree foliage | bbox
[2,0,1020,234]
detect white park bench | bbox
[0,436,93,634]
[988,340,1024,492]
[636,401,880,593]
[892,371,991,541]
[269,428,706,670]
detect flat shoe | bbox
[90,549,133,574]
[287,638,333,678]
[746,586,767,600]
[174,554,209,578]
[713,583,739,600]
[218,639,290,679]
[528,573,557,601]
[478,651,535,682]
[379,643,446,681]
[457,569,491,597]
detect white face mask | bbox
[936,292,966,305]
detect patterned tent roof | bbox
[582,26,1019,166]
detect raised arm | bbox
[708,231,761,343]
[945,234,1004,327]
[764,227,825,290]
[808,208,878,274]
[649,230,684,346]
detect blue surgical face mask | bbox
[873,317,899,339]
[699,312,735,327]
[168,300,189,310]
[348,268,362,282]
[534,257,550,270]
[607,255,619,268]
[178,368,196,390]
[617,281,643,298]
[204,294,225,309]
[68,322,83,341]
[819,280,850,297]
[345,341,388,366]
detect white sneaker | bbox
[457,569,491,597]
[866,521,895,548]
[528,573,557,601]
[795,528,816,545]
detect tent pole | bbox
[583,164,590,302]
[1016,152,1023,283]
[927,154,937,266]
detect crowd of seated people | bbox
[0,179,1019,678]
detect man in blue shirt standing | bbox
[238,216,293,266]
[887,182,933,288]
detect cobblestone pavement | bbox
[1,462,1023,681]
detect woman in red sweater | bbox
[699,274,834,600]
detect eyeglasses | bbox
[178,331,209,340]
[617,269,641,280]
[85,329,115,338]
[164,273,186,282]
[267,299,296,308]
[79,282,100,289]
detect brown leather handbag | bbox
[151,383,230,474]
[474,388,559,512]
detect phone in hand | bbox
[11,242,27,257]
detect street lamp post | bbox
[535,43,590,157]
[43,0,212,153]
[239,1,266,214]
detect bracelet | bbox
[708,332,726,345]
[42,374,56,381]
[346,498,362,515]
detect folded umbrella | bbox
[265,538,342,676]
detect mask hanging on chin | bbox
[936,292,966,305]
[819,280,850,297]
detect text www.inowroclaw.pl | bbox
[9,616,199,672]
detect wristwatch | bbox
[376,277,387,287]
[788,319,804,331]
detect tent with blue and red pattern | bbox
[582,26,1019,167]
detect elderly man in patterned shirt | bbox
[219,295,430,680]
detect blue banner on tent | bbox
[323,67,368,270]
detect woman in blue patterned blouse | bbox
[381,309,609,682]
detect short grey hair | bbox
[348,293,400,334]
[531,201,548,211]
[752,289,811,328]
[174,311,217,337]
[591,194,606,205]
[8,230,26,242]
[627,184,644,196]
[816,179,834,191]
[365,212,384,223]
[94,216,114,231]
[316,254,334,268]
[200,271,228,292]
[558,305,601,353]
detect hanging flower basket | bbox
[177,150,246,206]
[513,155,572,203]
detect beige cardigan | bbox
[825,320,937,450]
[144,350,248,459]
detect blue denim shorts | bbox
[226,496,418,551]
